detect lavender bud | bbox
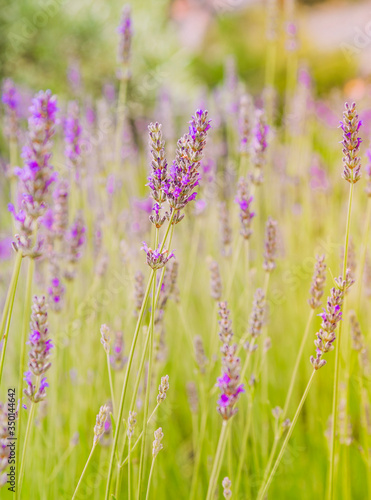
[100,324,111,354]
[93,405,109,445]
[152,427,164,458]
[217,343,244,420]
[308,255,326,309]
[147,122,168,228]
[127,411,137,439]
[218,302,233,345]
[141,242,174,270]
[157,375,170,404]
[52,180,69,238]
[340,102,362,184]
[248,289,266,338]
[263,217,278,272]
[222,477,232,499]
[186,382,198,413]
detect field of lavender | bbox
[0,1,370,499]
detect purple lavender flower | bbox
[310,272,353,370]
[235,177,254,240]
[48,276,65,312]
[51,180,69,238]
[24,296,52,403]
[340,102,362,184]
[165,109,211,222]
[64,213,86,280]
[109,331,127,371]
[217,344,244,420]
[147,122,168,228]
[2,79,20,139]
[142,242,174,270]
[117,5,132,75]
[239,94,253,155]
[10,90,58,257]
[251,110,269,185]
[64,101,82,179]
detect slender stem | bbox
[0,251,23,385]
[205,420,229,500]
[329,182,354,500]
[107,352,116,416]
[105,270,154,499]
[127,436,132,500]
[257,370,316,500]
[119,404,160,469]
[137,260,157,499]
[145,458,156,500]
[189,381,208,500]
[15,257,35,493]
[234,398,253,493]
[17,387,38,498]
[282,309,315,418]
[105,214,175,499]
[356,197,371,311]
[47,442,75,483]
[72,444,96,500]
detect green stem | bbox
[72,444,96,500]
[128,437,132,500]
[107,352,116,416]
[189,382,208,500]
[257,370,316,500]
[137,262,157,499]
[105,270,154,499]
[18,385,38,498]
[234,398,253,494]
[282,309,315,418]
[329,182,354,500]
[105,213,175,499]
[0,251,23,385]
[205,420,229,500]
[15,257,35,495]
[355,197,371,312]
[145,458,156,500]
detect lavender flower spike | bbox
[239,94,253,155]
[147,122,168,228]
[217,343,244,420]
[24,296,53,403]
[165,109,211,221]
[64,101,82,179]
[10,90,58,257]
[142,242,174,270]
[117,4,132,77]
[263,217,278,272]
[310,273,353,370]
[251,109,269,185]
[340,102,362,184]
[2,79,20,140]
[64,212,86,280]
[235,177,255,240]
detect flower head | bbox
[142,242,174,270]
[340,102,362,184]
